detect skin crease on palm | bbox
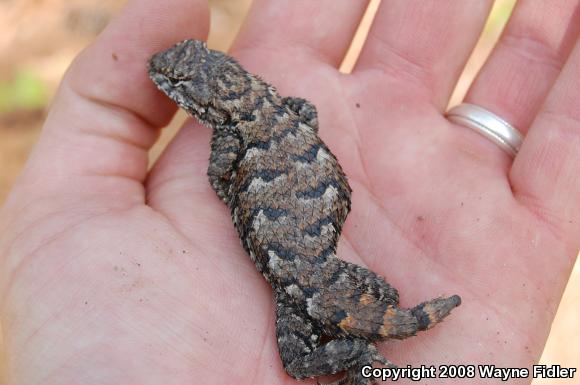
[0,0,579,384]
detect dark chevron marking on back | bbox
[295,180,340,199]
[292,143,321,163]
[149,39,461,385]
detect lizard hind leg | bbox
[275,291,392,385]
[306,274,460,341]
[317,347,396,385]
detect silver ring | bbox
[446,103,523,157]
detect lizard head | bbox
[148,39,254,127]
[149,39,229,125]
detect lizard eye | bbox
[168,78,183,87]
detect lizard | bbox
[148,39,461,385]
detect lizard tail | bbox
[379,295,461,339]
[411,295,461,331]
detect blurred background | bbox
[0,0,578,383]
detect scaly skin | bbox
[148,39,460,384]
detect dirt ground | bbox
[0,0,578,383]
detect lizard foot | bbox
[317,345,397,385]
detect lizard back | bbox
[230,107,352,287]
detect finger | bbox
[15,0,209,197]
[232,0,369,69]
[510,39,580,253]
[465,0,580,134]
[354,0,493,109]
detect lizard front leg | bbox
[275,291,391,385]
[283,97,319,132]
[207,126,241,203]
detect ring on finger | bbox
[446,103,524,157]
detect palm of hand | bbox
[2,2,579,385]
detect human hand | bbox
[1,1,579,384]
